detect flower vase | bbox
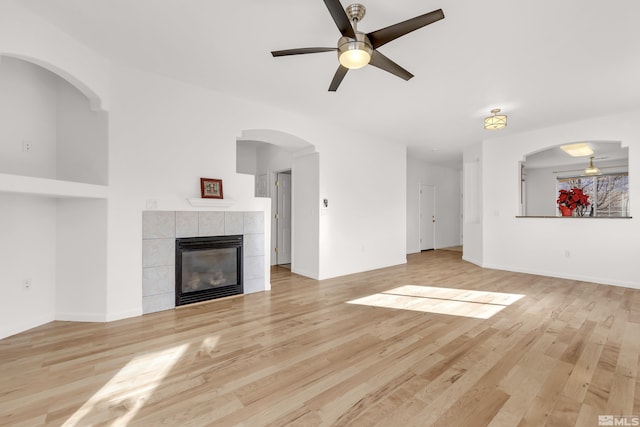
[559,206,573,217]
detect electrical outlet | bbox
[23,279,32,290]
[565,250,571,258]
[22,140,32,153]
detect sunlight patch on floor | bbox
[347,285,525,319]
[63,342,191,426]
[200,335,221,355]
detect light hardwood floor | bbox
[1,251,639,426]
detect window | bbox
[557,173,630,217]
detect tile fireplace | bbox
[142,211,265,314]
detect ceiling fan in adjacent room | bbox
[271,0,444,91]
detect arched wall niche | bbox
[0,51,110,338]
[1,53,105,112]
[0,54,109,186]
[520,140,629,217]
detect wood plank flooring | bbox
[1,250,639,426]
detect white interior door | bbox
[420,184,435,251]
[276,172,292,264]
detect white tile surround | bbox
[142,211,265,314]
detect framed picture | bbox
[200,178,224,199]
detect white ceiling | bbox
[20,0,640,168]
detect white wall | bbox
[0,56,58,178]
[56,78,108,185]
[1,2,410,334]
[0,59,58,335]
[56,199,108,321]
[524,166,558,216]
[0,194,57,338]
[256,144,294,176]
[468,110,640,288]
[292,152,320,278]
[462,144,483,266]
[236,142,257,175]
[406,156,462,254]
[318,135,407,279]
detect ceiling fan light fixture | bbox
[484,108,507,130]
[338,35,372,69]
[584,156,601,175]
[561,143,594,157]
[270,1,445,91]
[339,47,371,69]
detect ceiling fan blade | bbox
[367,9,444,49]
[271,47,337,57]
[323,0,356,39]
[369,50,413,81]
[328,65,348,91]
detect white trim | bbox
[0,314,54,340]
[187,198,235,208]
[105,309,143,322]
[0,173,108,199]
[482,263,640,290]
[56,312,108,322]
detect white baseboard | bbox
[462,255,482,267]
[56,312,107,322]
[291,267,319,280]
[0,314,54,340]
[105,309,142,322]
[482,263,640,290]
[55,308,142,323]
[317,258,408,281]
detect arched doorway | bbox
[236,129,318,277]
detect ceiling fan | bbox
[271,0,444,91]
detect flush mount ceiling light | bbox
[561,143,594,157]
[484,108,507,130]
[584,156,601,175]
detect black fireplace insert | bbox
[175,235,243,306]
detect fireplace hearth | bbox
[175,235,243,306]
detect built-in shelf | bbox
[187,198,235,208]
[0,173,108,199]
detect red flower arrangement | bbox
[557,187,590,216]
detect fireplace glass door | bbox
[175,235,243,306]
